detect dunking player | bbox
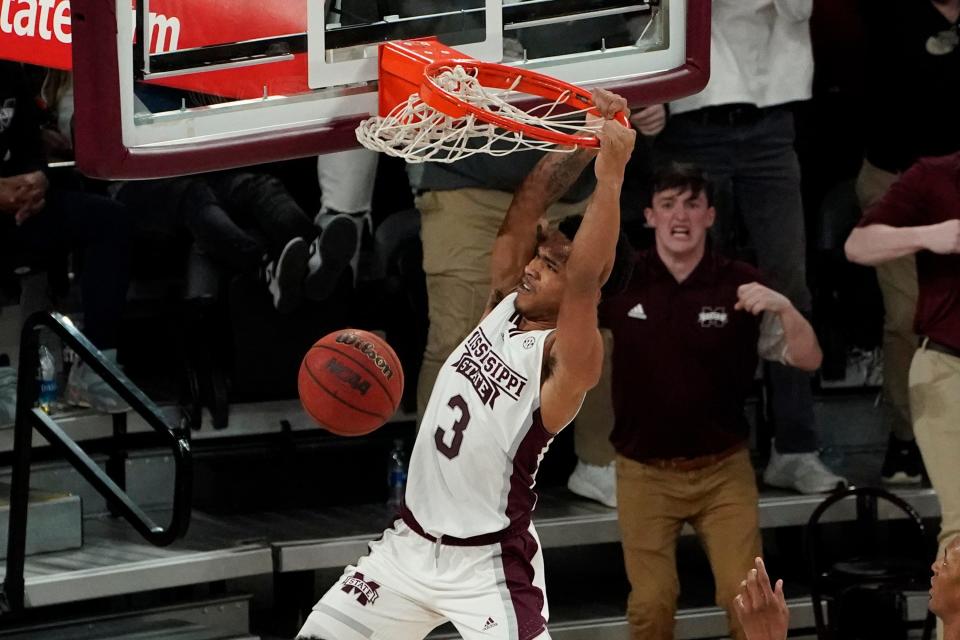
[296,89,636,640]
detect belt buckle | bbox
[665,455,696,471]
[666,457,684,470]
[647,457,677,470]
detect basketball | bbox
[298,329,404,436]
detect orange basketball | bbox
[298,329,404,436]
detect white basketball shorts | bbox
[295,519,551,640]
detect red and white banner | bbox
[0,0,74,69]
[0,0,310,99]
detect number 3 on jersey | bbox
[435,394,471,459]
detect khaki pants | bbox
[856,160,918,441]
[616,449,762,640]
[910,346,960,639]
[416,188,588,421]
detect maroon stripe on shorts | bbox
[500,528,547,640]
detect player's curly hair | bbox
[555,215,635,300]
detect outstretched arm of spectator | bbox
[736,283,822,372]
[845,158,960,264]
[845,220,960,265]
[735,557,789,640]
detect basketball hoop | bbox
[356,39,622,163]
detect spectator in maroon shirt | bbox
[604,163,824,640]
[846,151,960,640]
[855,0,960,488]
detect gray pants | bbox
[655,107,817,453]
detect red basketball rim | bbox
[419,60,628,148]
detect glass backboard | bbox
[71,0,710,179]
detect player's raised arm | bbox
[485,133,598,315]
[541,92,635,432]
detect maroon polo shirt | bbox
[858,153,960,351]
[599,249,764,462]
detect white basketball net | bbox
[355,64,602,163]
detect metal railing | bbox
[1,312,192,613]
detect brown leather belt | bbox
[919,336,960,359]
[640,443,746,472]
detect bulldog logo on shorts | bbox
[341,572,380,606]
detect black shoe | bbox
[881,435,923,485]
[264,237,308,314]
[304,212,361,301]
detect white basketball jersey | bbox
[406,293,556,539]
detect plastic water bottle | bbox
[37,345,58,414]
[387,439,407,510]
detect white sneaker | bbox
[567,460,617,508]
[264,237,308,314]
[821,348,883,389]
[65,349,129,414]
[763,442,848,494]
[0,365,16,427]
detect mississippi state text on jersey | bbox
[406,293,557,539]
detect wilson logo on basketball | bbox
[325,358,371,395]
[336,333,395,380]
[300,329,403,437]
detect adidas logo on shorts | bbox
[483,616,498,631]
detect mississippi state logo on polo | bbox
[698,307,728,328]
[341,572,380,606]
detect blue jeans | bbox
[655,107,818,453]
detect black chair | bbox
[805,486,935,640]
